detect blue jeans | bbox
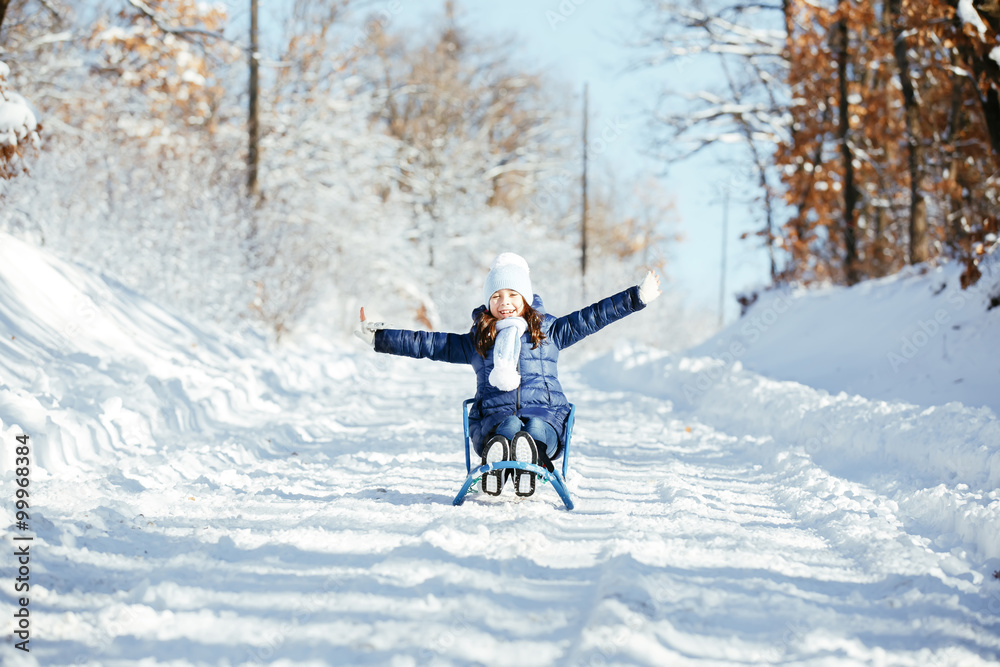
[493,416,559,458]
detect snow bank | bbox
[582,345,1000,556]
[694,259,1000,414]
[585,346,999,486]
[0,232,279,476]
[580,258,1000,561]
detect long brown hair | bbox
[473,303,547,358]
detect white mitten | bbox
[355,307,385,348]
[638,271,662,305]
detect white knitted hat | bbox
[483,253,533,307]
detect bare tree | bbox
[368,2,567,268]
[632,0,790,282]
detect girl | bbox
[357,253,661,497]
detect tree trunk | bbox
[757,144,777,281]
[982,87,1000,166]
[0,1,10,35]
[888,0,929,264]
[945,50,967,252]
[835,12,860,285]
[948,1,1000,166]
[248,0,260,199]
[782,0,793,38]
[781,0,808,278]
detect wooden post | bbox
[581,83,589,301]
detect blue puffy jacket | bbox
[374,286,646,455]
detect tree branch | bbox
[125,0,226,43]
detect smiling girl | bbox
[358,252,661,497]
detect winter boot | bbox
[537,447,555,473]
[511,431,538,497]
[480,434,509,496]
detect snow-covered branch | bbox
[0,61,40,180]
[125,0,227,43]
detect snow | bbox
[0,89,37,150]
[695,261,1000,415]
[957,0,989,36]
[1,232,999,665]
[0,61,39,163]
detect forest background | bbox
[0,0,997,350]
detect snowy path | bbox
[6,346,999,667]
[1,236,998,666]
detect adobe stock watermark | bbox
[63,292,99,341]
[886,310,950,372]
[526,115,629,218]
[65,600,148,665]
[545,0,589,31]
[582,610,645,666]
[800,415,836,457]
[412,604,644,665]
[748,619,813,664]
[245,576,344,665]
[417,617,476,663]
[682,291,795,402]
[342,1,404,57]
[885,275,996,373]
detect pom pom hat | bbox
[483,253,533,307]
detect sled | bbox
[452,398,576,510]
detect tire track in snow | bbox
[5,351,1000,666]
[555,373,1000,665]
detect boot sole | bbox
[481,435,508,496]
[511,431,537,497]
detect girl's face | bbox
[489,289,526,320]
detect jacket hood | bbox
[471,294,545,321]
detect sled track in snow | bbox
[3,352,1000,666]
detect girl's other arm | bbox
[549,271,661,349]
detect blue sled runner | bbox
[452,399,576,511]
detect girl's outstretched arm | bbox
[358,307,476,365]
[549,271,661,350]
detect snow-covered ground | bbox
[693,262,1000,415]
[1,232,999,666]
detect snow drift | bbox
[584,259,1000,561]
[694,259,1000,414]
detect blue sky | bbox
[388,0,772,325]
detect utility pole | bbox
[248,0,260,198]
[581,83,589,301]
[718,188,729,329]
